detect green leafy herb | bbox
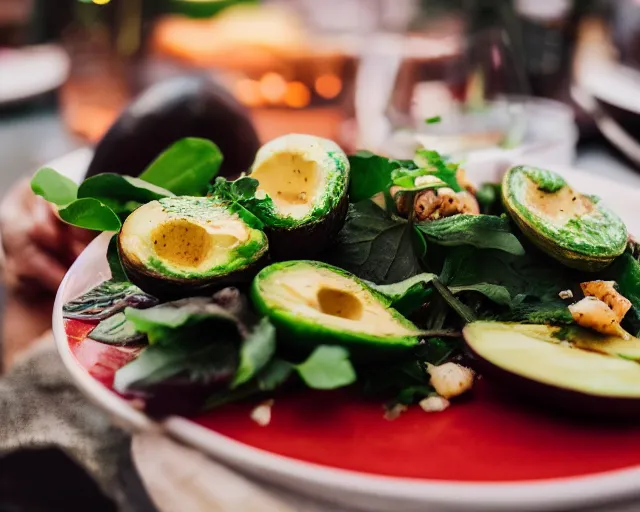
[78,174,173,214]
[231,317,277,389]
[417,215,525,255]
[124,297,240,345]
[88,312,146,345]
[347,151,411,203]
[390,168,448,192]
[362,359,432,405]
[107,235,128,282]
[63,280,158,321]
[370,273,436,316]
[205,358,293,410]
[450,283,513,307]
[329,200,426,284]
[31,167,78,206]
[114,339,238,394]
[413,149,462,192]
[294,345,356,390]
[139,138,223,196]
[58,198,121,231]
[425,115,442,124]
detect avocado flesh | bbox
[119,197,268,296]
[464,321,640,417]
[502,166,627,271]
[252,261,420,358]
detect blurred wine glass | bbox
[364,27,531,160]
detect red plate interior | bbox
[66,318,640,482]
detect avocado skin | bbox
[266,191,349,260]
[118,237,269,300]
[251,261,419,360]
[87,76,260,180]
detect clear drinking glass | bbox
[373,28,531,160]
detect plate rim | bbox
[53,167,640,511]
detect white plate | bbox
[53,166,640,511]
[0,45,70,106]
[578,61,640,115]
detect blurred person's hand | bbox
[0,178,95,296]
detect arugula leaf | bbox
[348,151,410,203]
[107,235,128,282]
[210,176,260,202]
[417,215,525,255]
[329,200,426,284]
[113,338,238,394]
[78,174,173,214]
[88,312,146,345]
[295,345,356,390]
[413,149,462,191]
[31,167,78,206]
[125,297,240,345]
[58,198,121,231]
[139,138,223,196]
[63,280,158,321]
[231,318,277,389]
[370,273,436,316]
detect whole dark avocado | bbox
[86,76,260,180]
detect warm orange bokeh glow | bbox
[315,74,342,99]
[284,81,311,108]
[259,72,287,104]
[234,78,263,107]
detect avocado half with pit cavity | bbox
[119,197,268,297]
[464,321,640,418]
[502,166,627,271]
[248,134,349,258]
[251,260,421,359]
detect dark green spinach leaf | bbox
[417,215,524,255]
[329,200,426,284]
[348,151,411,203]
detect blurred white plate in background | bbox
[0,45,70,106]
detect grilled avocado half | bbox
[248,134,349,258]
[119,197,268,297]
